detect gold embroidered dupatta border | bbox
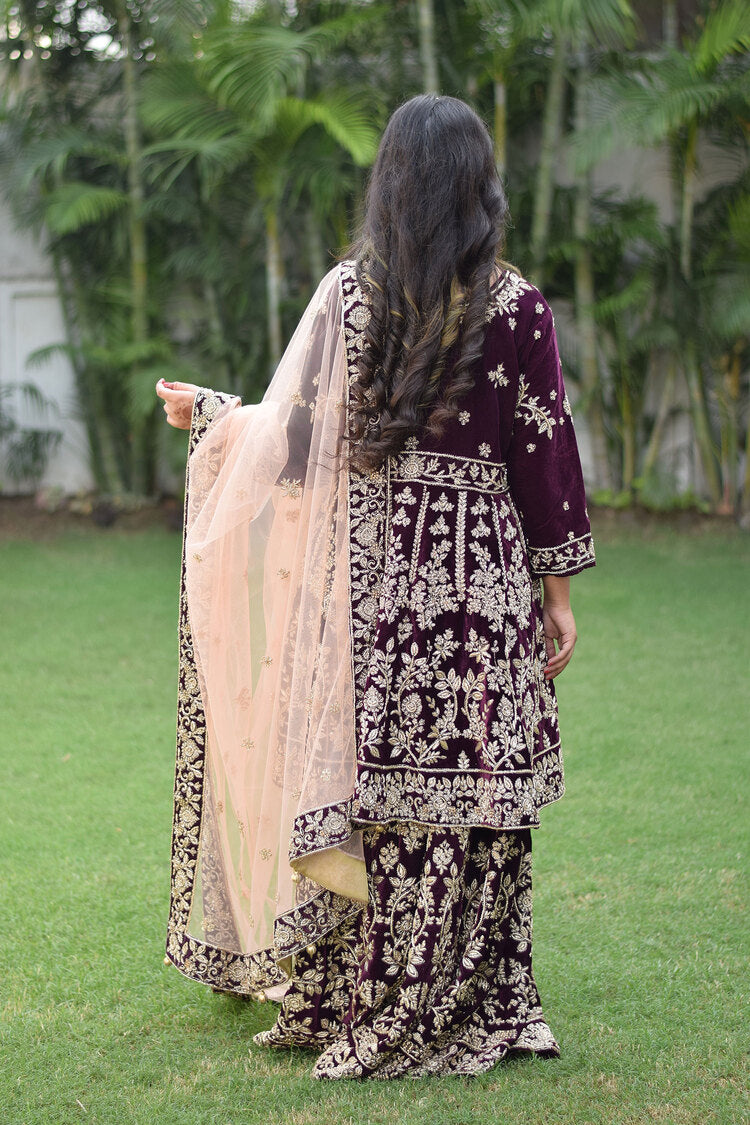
[165,268,368,995]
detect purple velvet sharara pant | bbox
[255,823,559,1078]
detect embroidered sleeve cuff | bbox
[189,389,239,453]
[528,532,596,576]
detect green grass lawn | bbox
[1,519,748,1125]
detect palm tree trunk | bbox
[51,254,109,491]
[621,381,636,492]
[204,278,232,391]
[662,0,678,48]
[742,396,750,519]
[572,48,611,490]
[641,357,675,480]
[265,202,284,372]
[416,0,439,93]
[684,344,721,505]
[305,208,327,288]
[677,121,721,507]
[530,35,566,284]
[493,75,507,177]
[716,349,741,514]
[617,328,636,492]
[119,4,152,493]
[679,122,697,282]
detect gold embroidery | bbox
[392,450,509,495]
[280,478,302,499]
[487,363,508,387]
[455,491,466,600]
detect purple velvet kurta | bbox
[341,262,594,836]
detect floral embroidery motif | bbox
[391,449,509,494]
[487,363,508,387]
[486,270,534,325]
[255,824,560,1078]
[516,373,556,438]
[280,477,302,498]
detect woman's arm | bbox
[505,293,595,578]
[541,574,577,680]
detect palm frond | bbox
[144,134,255,193]
[516,0,636,47]
[728,195,750,254]
[25,343,79,370]
[274,92,379,166]
[575,56,732,168]
[200,25,319,126]
[593,274,652,322]
[692,0,750,74]
[11,128,123,190]
[43,183,129,234]
[140,63,240,141]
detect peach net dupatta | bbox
[166,267,366,995]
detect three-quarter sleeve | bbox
[506,295,595,577]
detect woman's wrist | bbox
[541,574,571,608]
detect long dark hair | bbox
[346,94,509,472]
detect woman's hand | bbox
[541,575,577,679]
[155,379,200,430]
[542,602,577,679]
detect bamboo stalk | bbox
[416,0,439,94]
[305,208,327,288]
[573,47,611,490]
[662,0,678,49]
[641,357,676,480]
[265,203,284,373]
[684,343,722,506]
[530,35,566,285]
[119,4,152,493]
[493,75,506,178]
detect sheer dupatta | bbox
[166,266,366,996]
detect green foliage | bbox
[0,0,748,511]
[43,182,129,233]
[0,383,62,486]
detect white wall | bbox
[0,198,92,494]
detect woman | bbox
[156,95,595,1080]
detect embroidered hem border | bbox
[351,758,564,828]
